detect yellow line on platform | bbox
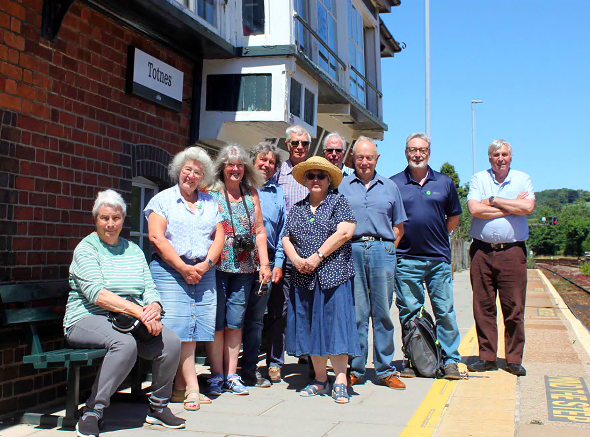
[398,324,477,437]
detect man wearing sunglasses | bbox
[322,132,353,177]
[339,136,407,390]
[390,133,463,380]
[265,125,311,383]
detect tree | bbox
[439,162,471,241]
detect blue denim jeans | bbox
[350,240,397,379]
[242,279,271,373]
[395,258,461,364]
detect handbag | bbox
[109,296,160,342]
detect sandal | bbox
[171,389,212,404]
[183,388,202,411]
[300,379,330,397]
[332,383,350,404]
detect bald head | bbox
[352,137,380,182]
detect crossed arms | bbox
[467,191,535,219]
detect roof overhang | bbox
[81,0,236,61]
[379,17,402,58]
[374,0,401,14]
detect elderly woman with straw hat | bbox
[281,156,360,404]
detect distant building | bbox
[0,0,402,420]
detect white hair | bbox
[168,146,214,187]
[488,139,513,157]
[352,136,378,153]
[322,132,346,150]
[92,189,126,219]
[285,125,311,142]
[405,132,431,148]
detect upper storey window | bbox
[317,0,338,80]
[348,1,365,104]
[175,0,216,27]
[243,0,265,35]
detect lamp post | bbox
[425,0,430,136]
[471,99,483,174]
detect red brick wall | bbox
[0,0,194,419]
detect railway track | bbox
[536,259,590,331]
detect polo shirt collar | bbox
[488,167,513,185]
[350,170,384,186]
[403,166,437,184]
[264,179,278,190]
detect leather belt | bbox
[474,239,524,251]
[351,236,393,243]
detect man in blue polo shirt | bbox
[339,136,407,390]
[390,132,462,380]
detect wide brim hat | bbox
[292,156,343,189]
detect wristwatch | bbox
[489,196,495,206]
[206,258,214,268]
[316,250,325,260]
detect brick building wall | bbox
[0,0,194,419]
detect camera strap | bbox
[223,184,253,241]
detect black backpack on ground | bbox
[402,307,444,378]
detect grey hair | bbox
[249,140,283,170]
[304,170,334,190]
[168,146,214,188]
[488,139,513,157]
[92,189,126,219]
[322,132,346,150]
[285,125,311,142]
[209,143,264,192]
[405,132,431,148]
[352,135,378,153]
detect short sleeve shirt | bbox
[390,167,462,263]
[144,184,221,260]
[282,192,356,290]
[467,168,534,243]
[339,172,406,240]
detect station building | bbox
[0,0,402,420]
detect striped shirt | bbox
[63,232,160,331]
[272,159,309,214]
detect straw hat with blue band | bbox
[292,156,344,189]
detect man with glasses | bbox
[265,125,311,383]
[339,136,407,389]
[322,132,353,177]
[466,140,534,377]
[390,133,463,380]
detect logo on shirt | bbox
[426,190,431,195]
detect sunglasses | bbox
[324,148,343,154]
[290,140,310,147]
[305,172,327,181]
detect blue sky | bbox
[378,0,589,192]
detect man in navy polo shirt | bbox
[390,133,462,380]
[339,136,407,390]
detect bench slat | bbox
[24,348,108,364]
[2,307,64,325]
[0,281,69,303]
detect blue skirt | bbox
[286,278,361,357]
[150,257,217,342]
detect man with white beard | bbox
[390,133,463,379]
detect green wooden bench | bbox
[0,282,143,427]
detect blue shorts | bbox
[150,257,216,342]
[215,270,257,331]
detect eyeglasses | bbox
[290,140,310,148]
[305,172,327,181]
[406,147,430,155]
[225,163,244,169]
[181,167,204,177]
[324,148,343,154]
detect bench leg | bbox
[65,363,81,424]
[131,359,142,399]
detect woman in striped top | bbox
[64,190,184,437]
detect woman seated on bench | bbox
[63,189,185,437]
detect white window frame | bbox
[131,177,158,256]
[317,0,339,80]
[348,0,366,105]
[173,0,220,32]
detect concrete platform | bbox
[1,269,590,437]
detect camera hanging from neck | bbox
[223,184,253,248]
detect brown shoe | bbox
[380,375,406,390]
[347,373,362,386]
[268,366,281,383]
